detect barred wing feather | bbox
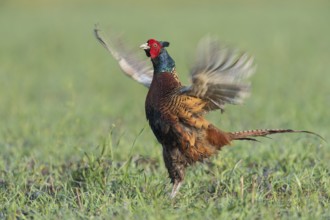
[183,37,255,112]
[94,28,153,88]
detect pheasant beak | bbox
[139,43,150,50]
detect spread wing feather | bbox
[94,27,153,87]
[183,36,256,112]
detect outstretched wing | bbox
[94,27,153,87]
[182,36,255,112]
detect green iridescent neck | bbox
[151,49,175,74]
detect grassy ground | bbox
[0,0,329,219]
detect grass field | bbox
[0,0,329,219]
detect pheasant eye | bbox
[153,43,158,47]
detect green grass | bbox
[0,0,329,219]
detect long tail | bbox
[229,129,324,142]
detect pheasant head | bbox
[140,39,175,74]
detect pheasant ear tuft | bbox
[161,41,170,47]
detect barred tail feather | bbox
[229,129,324,141]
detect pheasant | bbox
[94,28,322,198]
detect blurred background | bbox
[0,0,329,164]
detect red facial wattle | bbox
[147,39,162,59]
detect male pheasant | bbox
[94,28,321,198]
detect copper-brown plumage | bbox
[94,28,322,198]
